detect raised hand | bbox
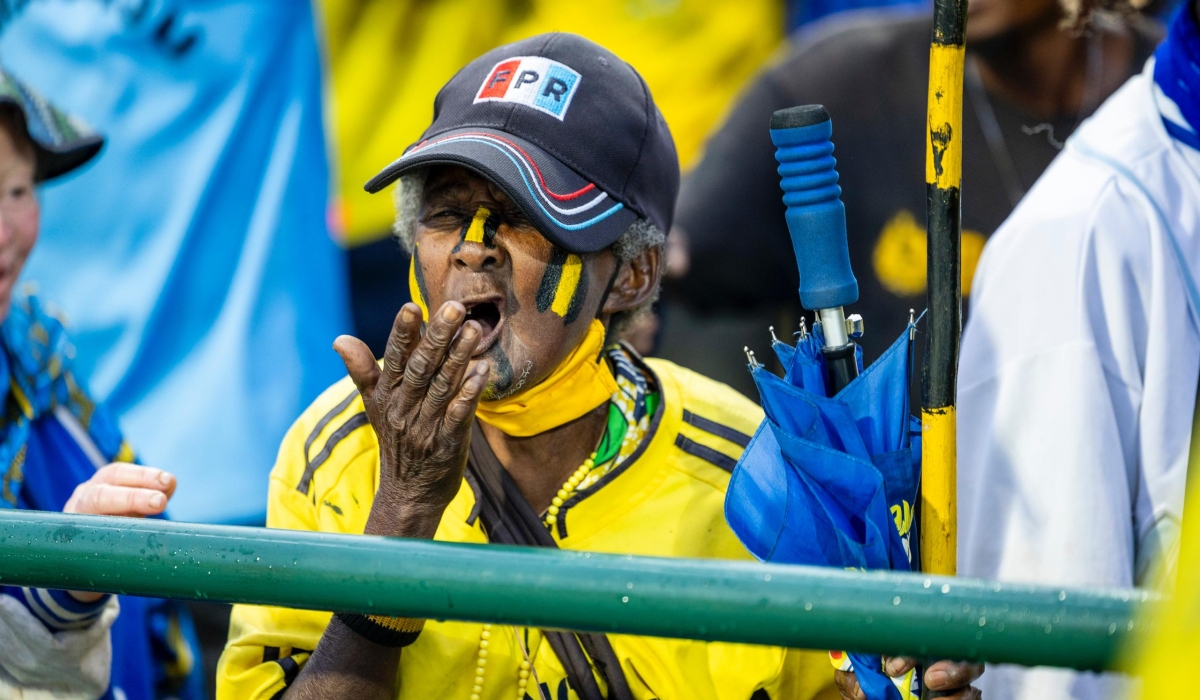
[834,657,983,700]
[333,301,489,539]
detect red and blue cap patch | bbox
[474,57,582,121]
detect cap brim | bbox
[33,136,104,182]
[0,86,104,182]
[364,128,636,254]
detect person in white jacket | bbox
[957,1,1200,698]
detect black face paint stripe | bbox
[537,247,569,313]
[411,247,431,312]
[455,206,503,254]
[483,345,514,400]
[482,211,500,248]
[562,261,589,325]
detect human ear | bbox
[601,245,663,316]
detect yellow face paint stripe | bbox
[925,44,965,189]
[550,254,583,317]
[408,253,429,322]
[464,206,491,244]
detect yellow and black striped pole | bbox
[920,0,967,583]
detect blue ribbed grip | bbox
[770,112,859,310]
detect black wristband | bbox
[334,612,425,648]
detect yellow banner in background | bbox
[317,0,783,248]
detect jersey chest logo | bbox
[475,57,582,120]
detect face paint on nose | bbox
[408,244,431,321]
[535,247,590,325]
[452,205,501,253]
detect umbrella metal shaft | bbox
[818,306,859,395]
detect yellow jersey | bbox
[217,357,838,700]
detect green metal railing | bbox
[0,511,1154,670]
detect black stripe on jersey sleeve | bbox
[296,412,370,495]
[674,434,737,473]
[682,410,752,448]
[302,390,359,464]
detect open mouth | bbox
[463,298,504,356]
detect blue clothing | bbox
[1155,5,1200,151]
[0,295,203,700]
[0,0,351,523]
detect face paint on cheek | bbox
[408,245,431,322]
[481,344,514,400]
[535,248,590,325]
[452,205,501,253]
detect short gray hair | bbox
[392,168,663,334]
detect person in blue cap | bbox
[957,0,1200,697]
[0,68,202,699]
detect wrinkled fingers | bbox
[397,302,466,412]
[442,361,490,437]
[420,319,482,423]
[924,660,984,692]
[379,303,424,392]
[833,670,867,700]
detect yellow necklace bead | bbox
[543,450,599,529]
[472,623,492,699]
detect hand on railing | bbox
[63,462,177,603]
[834,657,983,700]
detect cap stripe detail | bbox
[407,135,625,231]
[409,130,601,203]
[410,134,607,214]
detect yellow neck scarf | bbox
[476,319,618,437]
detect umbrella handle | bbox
[770,105,861,396]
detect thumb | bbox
[334,335,381,412]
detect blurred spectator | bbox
[0,66,201,700]
[0,0,351,525]
[957,1,1200,696]
[320,0,784,355]
[662,2,1161,399]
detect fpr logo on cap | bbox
[474,57,581,120]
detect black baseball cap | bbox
[0,67,103,182]
[365,33,679,254]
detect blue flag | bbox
[0,0,351,523]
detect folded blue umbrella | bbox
[725,320,921,700]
